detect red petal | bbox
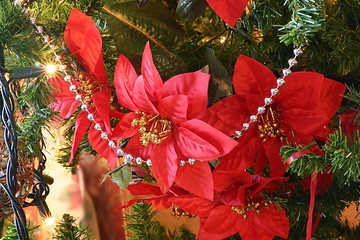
[175,119,238,161]
[70,111,90,162]
[317,77,346,118]
[202,95,249,135]
[202,205,239,239]
[275,72,322,112]
[92,87,111,132]
[126,134,155,160]
[132,75,159,114]
[48,77,80,119]
[169,195,216,217]
[112,112,140,139]
[175,162,214,200]
[263,138,288,177]
[127,182,163,196]
[140,42,163,106]
[114,55,139,111]
[252,204,290,239]
[158,95,188,124]
[161,72,210,119]
[150,136,179,193]
[65,9,108,85]
[236,214,275,240]
[88,127,118,169]
[216,127,259,171]
[233,55,276,97]
[213,170,252,192]
[206,0,249,27]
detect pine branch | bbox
[278,0,325,46]
[54,214,92,240]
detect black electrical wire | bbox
[0,59,29,239]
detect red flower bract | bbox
[113,42,238,200]
[48,9,120,168]
[203,55,346,176]
[206,0,249,27]
[169,170,289,240]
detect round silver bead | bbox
[81,104,88,111]
[264,98,273,105]
[55,54,62,61]
[117,148,124,157]
[100,132,108,140]
[58,65,67,71]
[288,58,297,67]
[293,48,303,56]
[29,17,36,24]
[234,130,242,138]
[257,107,266,114]
[250,115,258,122]
[75,95,82,102]
[282,68,292,76]
[188,158,196,165]
[36,26,44,34]
[108,141,116,148]
[242,123,250,130]
[69,85,77,92]
[135,157,143,165]
[94,123,102,131]
[277,78,285,86]
[124,154,133,164]
[64,75,72,82]
[270,88,279,96]
[87,113,94,121]
[43,35,51,42]
[146,159,152,166]
[179,160,186,167]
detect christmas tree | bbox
[0,0,359,239]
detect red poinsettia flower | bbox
[49,9,119,167]
[206,0,249,27]
[203,55,346,176]
[112,42,238,199]
[169,170,289,240]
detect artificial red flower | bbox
[169,170,289,240]
[49,9,119,167]
[206,0,249,27]
[203,55,346,176]
[112,42,238,199]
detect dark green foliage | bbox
[124,202,196,240]
[54,214,92,240]
[1,223,38,240]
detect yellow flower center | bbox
[77,73,105,104]
[131,111,172,146]
[258,106,287,142]
[231,202,268,219]
[171,204,196,218]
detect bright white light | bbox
[44,217,56,227]
[45,65,58,74]
[219,36,227,44]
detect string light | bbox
[44,217,56,227]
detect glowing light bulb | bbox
[45,65,58,74]
[219,36,227,44]
[44,217,56,227]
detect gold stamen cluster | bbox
[77,74,105,105]
[171,205,196,218]
[131,111,172,146]
[258,106,287,142]
[231,201,269,219]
